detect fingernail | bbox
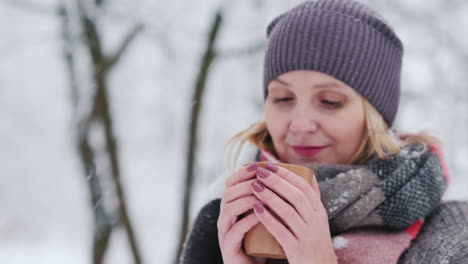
[246,163,258,172]
[251,180,265,192]
[256,167,270,178]
[253,201,264,214]
[265,163,279,173]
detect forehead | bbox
[268,70,353,93]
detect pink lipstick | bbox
[291,145,328,157]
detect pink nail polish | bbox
[251,180,265,192]
[265,163,279,173]
[246,163,258,172]
[253,201,264,213]
[256,167,270,178]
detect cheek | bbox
[337,109,366,151]
[344,121,365,148]
[325,106,366,152]
[265,106,288,141]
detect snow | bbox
[1,0,467,263]
[333,236,349,250]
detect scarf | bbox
[258,143,449,264]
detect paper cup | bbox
[243,162,315,259]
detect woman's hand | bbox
[217,163,267,264]
[250,163,338,264]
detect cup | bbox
[242,162,315,259]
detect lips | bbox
[291,145,328,157]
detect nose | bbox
[289,109,319,133]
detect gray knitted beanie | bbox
[264,0,403,126]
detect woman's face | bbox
[265,70,366,166]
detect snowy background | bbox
[1,0,467,263]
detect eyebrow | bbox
[272,77,343,89]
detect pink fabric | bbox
[333,228,413,264]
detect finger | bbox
[250,180,305,236]
[256,166,318,224]
[224,212,259,249]
[225,163,259,188]
[222,179,256,204]
[310,169,321,199]
[218,195,257,236]
[261,164,320,203]
[252,200,296,247]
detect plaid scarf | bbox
[258,143,449,264]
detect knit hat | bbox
[263,0,403,126]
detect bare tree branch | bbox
[60,0,145,263]
[93,78,143,264]
[106,24,145,69]
[58,4,114,264]
[58,5,79,111]
[76,0,106,76]
[174,9,224,264]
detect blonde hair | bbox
[226,100,441,166]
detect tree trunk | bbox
[58,4,113,264]
[174,10,223,264]
[60,0,144,262]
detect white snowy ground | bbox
[1,0,467,263]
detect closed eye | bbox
[274,97,293,103]
[321,99,342,107]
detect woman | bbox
[181,0,468,263]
